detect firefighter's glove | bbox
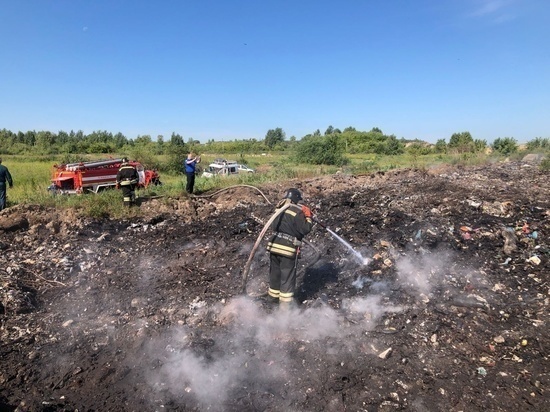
[301,205,312,218]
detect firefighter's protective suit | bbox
[0,159,13,211]
[266,188,313,306]
[116,160,139,207]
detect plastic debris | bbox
[477,367,487,376]
[378,348,393,359]
[493,336,505,343]
[528,256,541,265]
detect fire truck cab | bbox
[51,158,161,194]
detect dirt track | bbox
[1,161,549,411]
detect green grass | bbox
[0,150,519,217]
[4,158,54,206]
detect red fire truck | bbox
[51,158,161,194]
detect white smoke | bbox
[157,346,252,406]
[395,255,433,294]
[342,295,403,321]
[148,293,403,408]
[395,251,454,295]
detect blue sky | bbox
[1,0,548,143]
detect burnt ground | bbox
[0,161,548,412]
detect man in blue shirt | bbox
[0,158,13,211]
[185,153,201,194]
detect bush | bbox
[492,137,518,155]
[163,144,189,173]
[540,158,550,171]
[295,135,348,166]
[526,137,550,152]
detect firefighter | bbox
[116,158,139,207]
[0,157,14,211]
[266,188,314,309]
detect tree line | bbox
[1,126,547,167]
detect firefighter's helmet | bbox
[284,188,302,204]
[121,157,129,164]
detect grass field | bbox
[0,150,511,217]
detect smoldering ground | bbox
[1,162,548,411]
[144,246,470,410]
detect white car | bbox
[237,164,255,173]
[202,159,240,178]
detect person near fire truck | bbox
[184,152,201,194]
[266,188,314,309]
[116,158,139,207]
[0,157,14,211]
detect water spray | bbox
[313,218,371,266]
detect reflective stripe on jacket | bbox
[266,203,313,258]
[116,165,139,186]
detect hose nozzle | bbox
[313,217,328,230]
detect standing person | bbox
[116,158,139,207]
[266,188,314,309]
[0,157,14,211]
[185,153,201,194]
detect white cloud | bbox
[466,0,520,24]
[471,0,510,17]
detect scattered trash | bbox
[501,227,518,255]
[466,199,482,208]
[494,336,505,344]
[62,320,74,328]
[477,367,487,376]
[1,161,548,411]
[511,355,523,363]
[528,256,541,265]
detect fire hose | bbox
[241,200,322,294]
[190,183,324,294]
[190,184,272,204]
